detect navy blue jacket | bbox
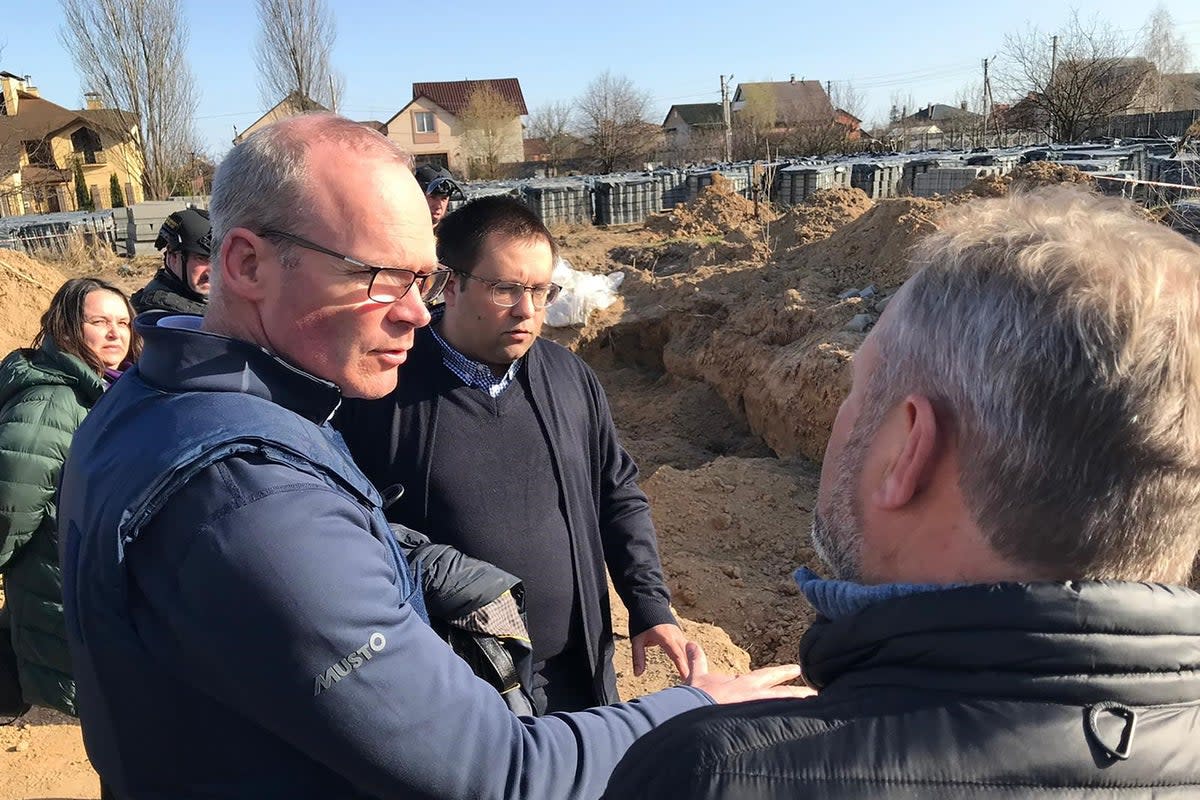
[337,328,677,705]
[58,314,710,799]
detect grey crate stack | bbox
[684,170,714,202]
[593,177,662,225]
[449,184,521,214]
[657,170,688,209]
[125,201,195,257]
[911,166,1001,197]
[521,181,592,227]
[773,165,851,206]
[851,161,903,199]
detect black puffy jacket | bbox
[131,268,207,316]
[605,582,1200,799]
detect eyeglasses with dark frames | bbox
[260,229,451,304]
[452,270,563,310]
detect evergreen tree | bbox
[74,160,94,211]
[109,173,125,208]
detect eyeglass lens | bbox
[369,269,450,303]
[491,282,561,309]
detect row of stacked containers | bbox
[6,144,1196,255]
[462,142,1197,228]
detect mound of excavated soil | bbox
[959,162,1096,199]
[1010,161,1095,190]
[773,187,874,251]
[796,197,943,292]
[646,174,774,239]
[0,251,67,355]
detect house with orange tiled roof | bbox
[385,78,527,177]
[0,71,144,216]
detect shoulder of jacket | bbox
[0,381,84,423]
[531,337,595,379]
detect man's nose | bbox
[389,287,432,327]
[511,289,536,318]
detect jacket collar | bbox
[800,580,1200,705]
[150,265,207,305]
[134,312,342,424]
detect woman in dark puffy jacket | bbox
[0,277,140,716]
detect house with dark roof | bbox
[732,79,835,128]
[385,78,528,177]
[661,103,725,161]
[0,72,144,216]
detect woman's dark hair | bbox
[32,277,142,375]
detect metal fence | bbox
[0,210,120,257]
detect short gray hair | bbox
[867,186,1200,582]
[209,112,412,278]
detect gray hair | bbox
[208,112,412,280]
[867,186,1200,583]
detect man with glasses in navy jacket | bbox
[337,196,690,714]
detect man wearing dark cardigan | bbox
[337,196,687,712]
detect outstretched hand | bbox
[683,642,815,705]
[631,623,689,677]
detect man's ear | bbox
[442,273,463,307]
[874,394,940,510]
[218,228,270,302]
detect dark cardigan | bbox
[337,328,676,704]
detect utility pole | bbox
[329,75,338,114]
[720,74,733,163]
[981,58,990,144]
[1049,35,1059,142]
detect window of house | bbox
[71,127,104,164]
[414,112,436,134]
[23,139,54,167]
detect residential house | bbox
[234,92,328,145]
[233,93,387,144]
[386,78,527,177]
[896,102,982,133]
[662,103,725,157]
[834,109,863,140]
[0,71,144,217]
[732,78,835,129]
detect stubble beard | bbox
[809,418,873,582]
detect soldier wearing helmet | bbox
[414,165,466,228]
[131,208,213,315]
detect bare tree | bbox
[254,0,344,111]
[459,85,521,180]
[59,0,199,200]
[1141,4,1193,110]
[732,84,778,160]
[574,71,656,173]
[526,101,578,175]
[828,81,866,120]
[999,11,1153,142]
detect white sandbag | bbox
[544,258,625,327]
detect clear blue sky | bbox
[5,0,1200,158]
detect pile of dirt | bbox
[959,162,1096,199]
[1010,161,1095,190]
[957,172,1010,198]
[646,174,773,239]
[0,251,67,356]
[772,187,874,251]
[795,196,943,295]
